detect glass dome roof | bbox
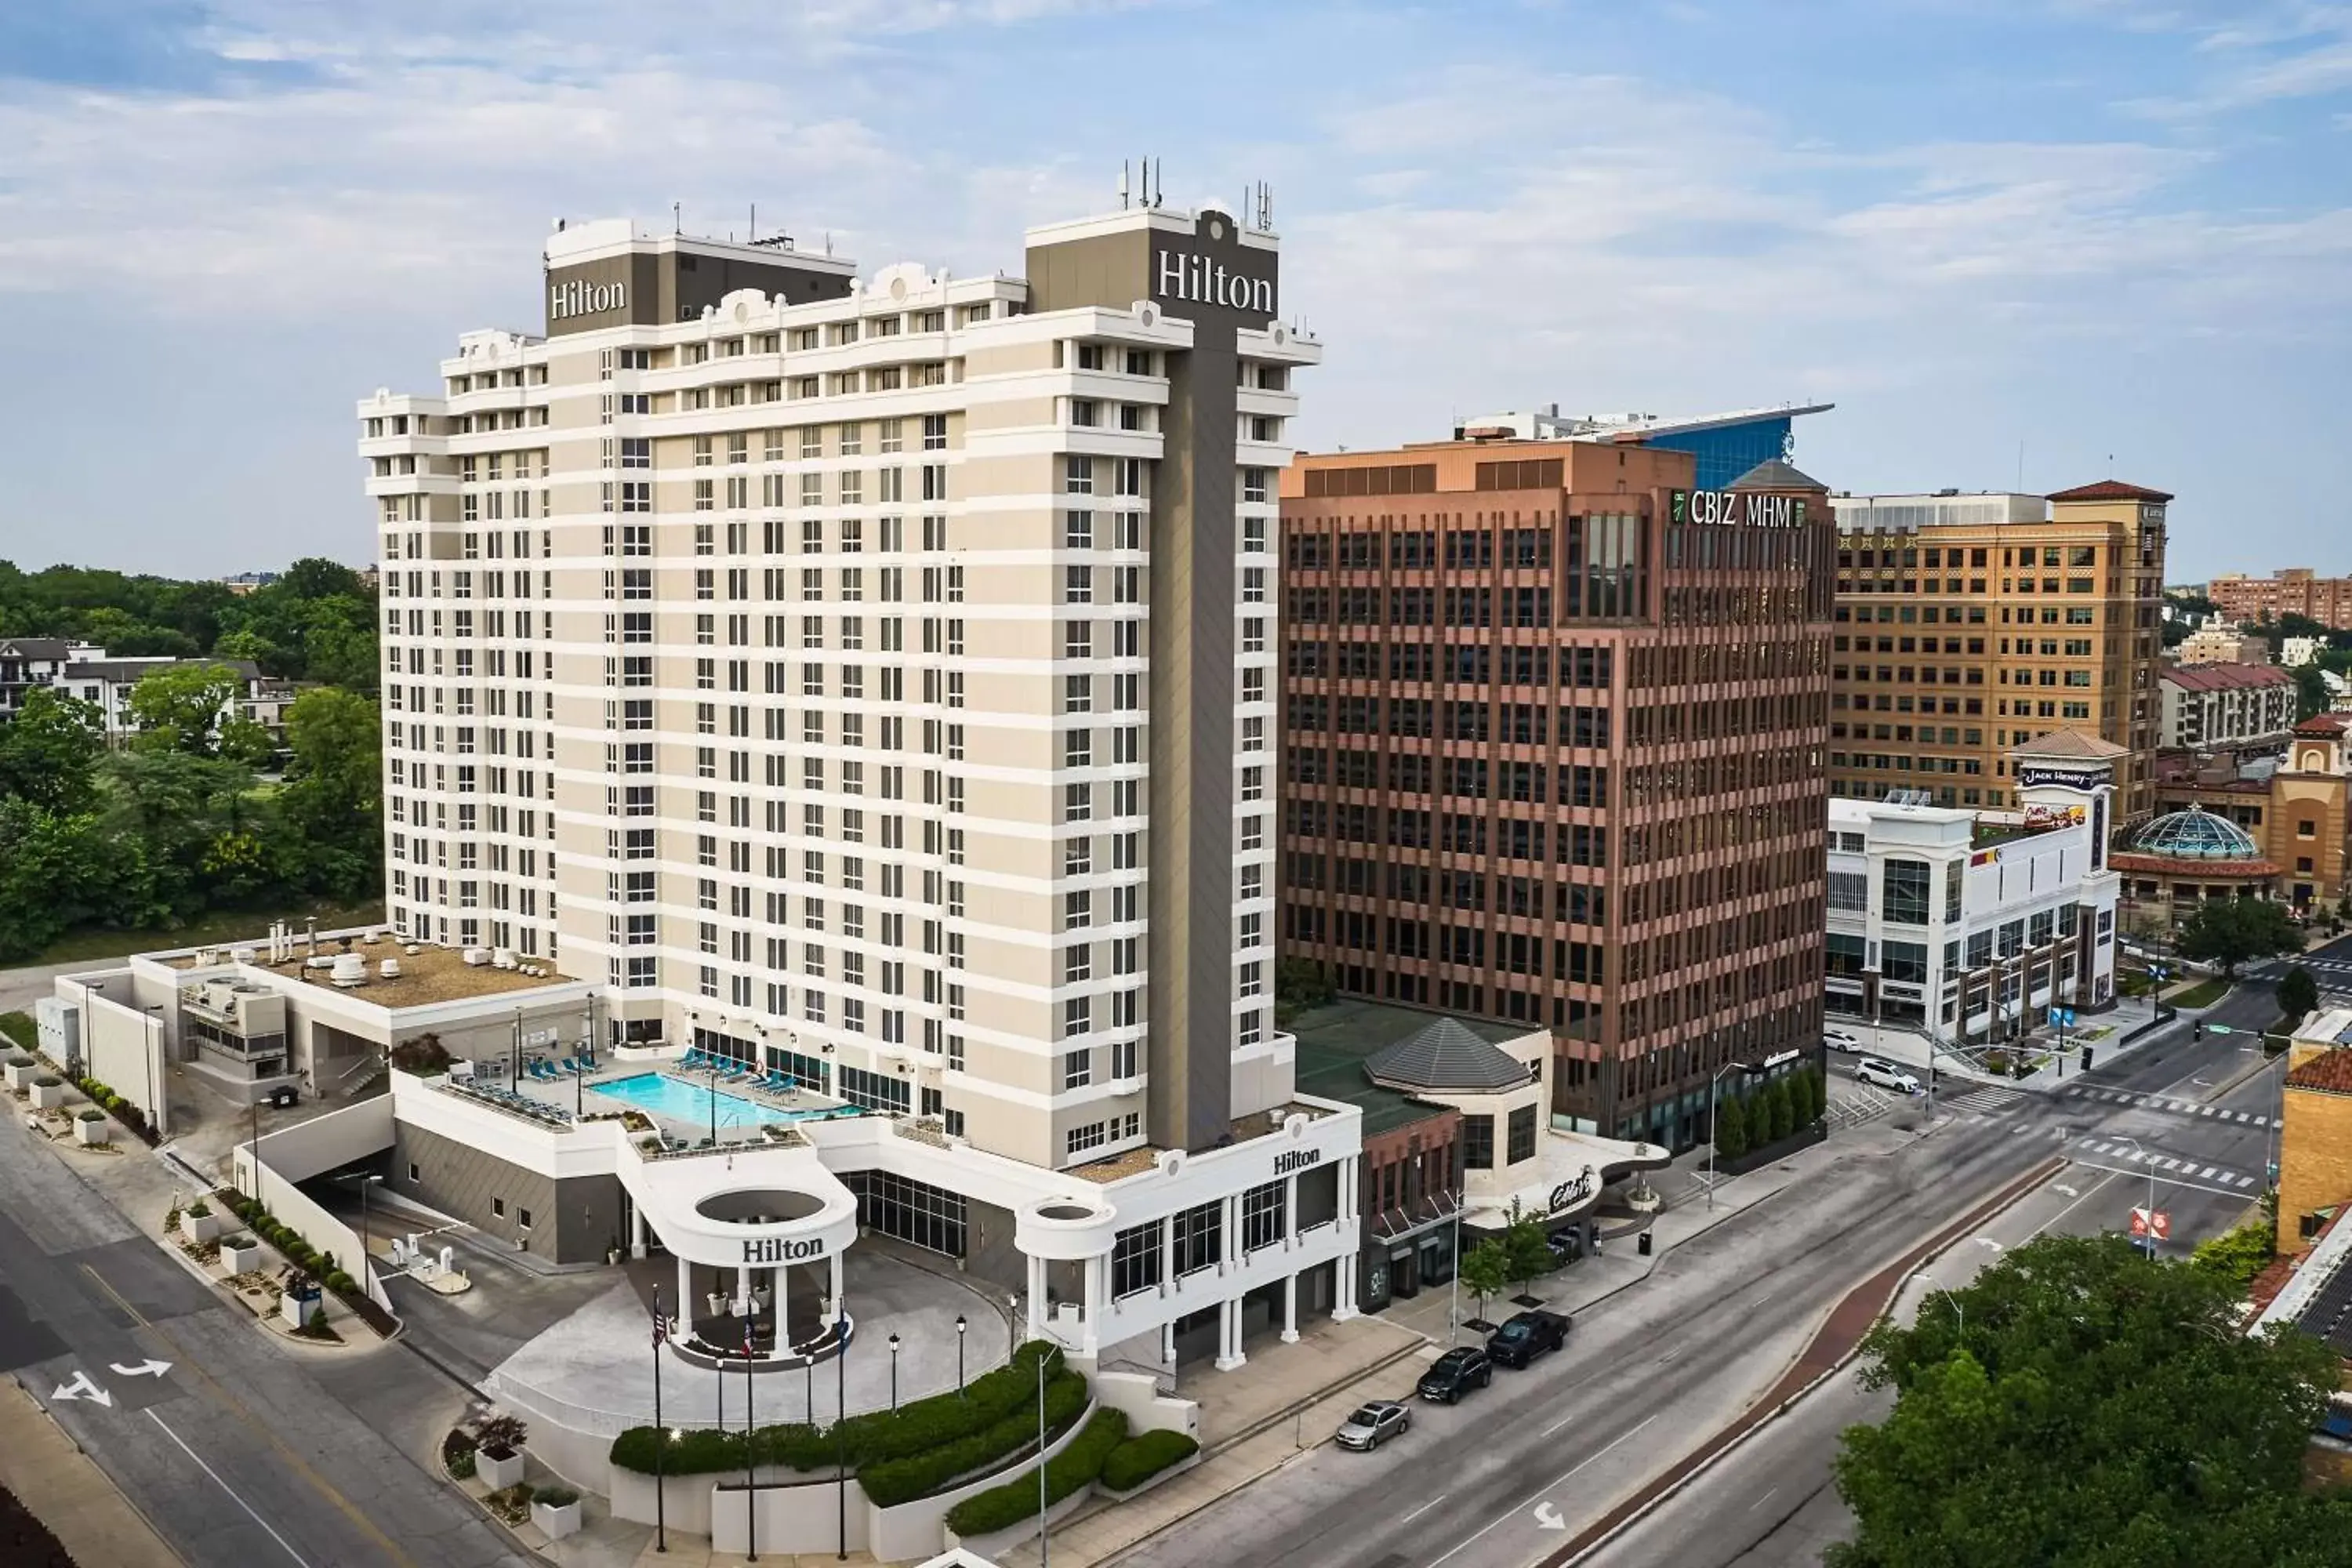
[2131,806,2261,862]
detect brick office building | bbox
[1279,440,1834,1149]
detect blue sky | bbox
[0,0,2346,581]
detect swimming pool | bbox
[590,1072,798,1129]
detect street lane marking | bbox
[1401,1495,1447,1523]
[146,1407,314,1568]
[80,1263,423,1568]
[2067,1161,2254,1199]
[1749,1486,1781,1512]
[1427,1413,1659,1568]
[110,1359,171,1378]
[2033,1171,2120,1239]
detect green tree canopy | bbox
[2277,964,2321,1024]
[1456,1239,1511,1325]
[0,686,105,813]
[278,688,383,898]
[125,660,270,762]
[1714,1092,1750,1160]
[1831,1234,2352,1568]
[2292,664,2332,723]
[2176,898,2303,977]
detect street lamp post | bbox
[835,1299,849,1562]
[1916,1270,1963,1338]
[740,1298,758,1565]
[888,1332,901,1413]
[956,1314,967,1396]
[708,1061,722,1146]
[652,1284,669,1554]
[1035,1348,1050,1568]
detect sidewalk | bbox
[1842,987,2179,1099]
[0,1377,181,1568]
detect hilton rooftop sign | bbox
[550,278,626,322]
[1670,489,1808,528]
[1156,250,1275,315]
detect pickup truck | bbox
[1485,1308,1571,1369]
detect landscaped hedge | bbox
[609,1340,1068,1480]
[1098,1428,1198,1492]
[859,1369,1087,1506]
[944,1407,1128,1538]
[215,1188,397,1338]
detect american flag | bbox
[743,1317,756,1359]
[652,1290,669,1348]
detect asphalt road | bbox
[1568,976,2293,1568]
[0,1103,527,1568]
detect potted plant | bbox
[220,1235,264,1274]
[74,1108,111,1145]
[474,1414,528,1490]
[280,1276,321,1327]
[4,1056,38,1091]
[528,1484,583,1541]
[707,1290,728,1318]
[180,1200,224,1243]
[28,1075,68,1111]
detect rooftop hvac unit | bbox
[379,959,402,978]
[230,946,257,964]
[461,947,490,967]
[492,947,517,969]
[404,944,421,956]
[330,953,368,988]
[194,949,219,966]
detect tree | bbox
[0,686,105,813]
[279,688,383,898]
[1763,1078,1795,1143]
[1830,1234,2352,1568]
[1456,1239,1511,1328]
[1498,1201,1557,1298]
[2176,897,2303,977]
[2292,663,2332,722]
[127,661,248,758]
[1713,1093,1749,1160]
[2277,964,2321,1025]
[2188,1220,2276,1294]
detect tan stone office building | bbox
[1826,481,2169,822]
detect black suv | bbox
[1417,1346,1494,1403]
[1485,1309,1570,1370]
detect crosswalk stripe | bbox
[2199,1105,2216,1116]
[2200,1166,2220,1180]
[2234,1174,2255,1188]
[2253,1116,2270,1127]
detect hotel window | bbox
[1461,1114,1494,1170]
[1062,1044,1091,1088]
[1065,455,1094,495]
[1110,1223,1162,1298]
[1171,1201,1221,1275]
[1065,1121,1108,1156]
[1241,1180,1287,1252]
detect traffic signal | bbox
[2081,1046,2095,1070]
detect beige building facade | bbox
[1827,481,2169,822]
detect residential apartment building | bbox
[1825,738,2121,1040]
[1279,441,1833,1149]
[350,201,1373,1376]
[1827,481,2169,821]
[0,636,92,719]
[2212,568,2352,630]
[2176,624,2270,666]
[2158,662,2297,751]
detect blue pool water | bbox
[590,1072,797,1129]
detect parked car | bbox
[1545,1228,1584,1265]
[1335,1399,1412,1451]
[1486,1309,1572,1369]
[1824,1027,1863,1054]
[1856,1056,1922,1094]
[1417,1346,1494,1403]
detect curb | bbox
[1197,1335,1430,1461]
[1541,1154,2070,1567]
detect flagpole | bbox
[746,1314,759,1563]
[653,1286,668,1554]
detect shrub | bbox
[485,1484,532,1525]
[1099,1429,1198,1492]
[33,1075,60,1089]
[531,1484,579,1508]
[326,1270,357,1296]
[945,1408,1127,1538]
[446,1445,477,1480]
[1714,1094,1749,1160]
[475,1413,528,1455]
[77,1109,104,1123]
[186,1199,211,1219]
[859,1370,1088,1506]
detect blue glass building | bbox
[1456,404,1832,491]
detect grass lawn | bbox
[2169,976,2231,1010]
[24,898,386,967]
[0,1011,31,1051]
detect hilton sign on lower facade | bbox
[741,1235,826,1265]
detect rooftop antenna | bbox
[1154,158,1163,208]
[750,202,756,240]
[1120,160,1130,210]
[673,201,681,234]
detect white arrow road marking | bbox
[2053,1184,2080,1197]
[52,1371,111,1406]
[1976,1237,2005,1251]
[1533,1501,1567,1530]
[109,1359,171,1377]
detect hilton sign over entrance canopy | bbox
[1670,489,1808,528]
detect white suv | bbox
[1824,1027,1863,1054]
[1855,1057,1921,1094]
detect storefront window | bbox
[1506,1105,1537,1165]
[1462,1115,1494,1170]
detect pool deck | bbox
[477,1054,869,1150]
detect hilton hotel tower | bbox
[358,202,1367,1367]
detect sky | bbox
[0,1,2346,583]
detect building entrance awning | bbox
[1465,1131,1670,1233]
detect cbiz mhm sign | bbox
[1670,490,1808,528]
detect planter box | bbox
[3,1062,38,1091]
[281,1288,321,1328]
[181,1210,225,1244]
[28,1082,67,1111]
[529,1497,582,1541]
[476,1446,525,1490]
[220,1238,264,1275]
[75,1116,111,1145]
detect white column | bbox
[630,1201,647,1260]
[1221,1195,1240,1269]
[1026,1254,1048,1339]
[736,1265,751,1317]
[1283,1171,1300,1250]
[1160,1319,1176,1367]
[1280,1271,1298,1344]
[827,1252,844,1325]
[1160,1216,1175,1296]
[1333,1256,1359,1323]
[676,1254,692,1333]
[1340,1156,1360,1220]
[1082,1254,1105,1354]
[1214,1295,1246,1371]
[775,1264,791,1352]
